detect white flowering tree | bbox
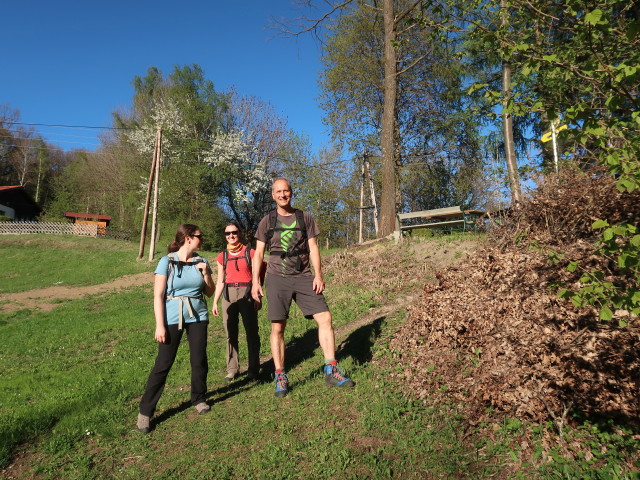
[112,66,314,243]
[205,129,272,233]
[113,65,230,248]
[124,99,191,158]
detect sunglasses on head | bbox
[224,230,239,236]
[191,234,204,239]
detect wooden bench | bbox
[394,206,485,242]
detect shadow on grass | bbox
[152,327,321,429]
[152,317,386,429]
[337,315,386,365]
[153,376,259,430]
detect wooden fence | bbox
[0,222,97,236]
[0,222,133,240]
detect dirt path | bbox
[0,272,155,314]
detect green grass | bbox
[1,234,638,479]
[0,235,220,294]
[0,298,482,479]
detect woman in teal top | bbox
[137,224,214,434]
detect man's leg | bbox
[265,275,293,397]
[313,311,336,360]
[270,320,289,397]
[270,320,287,370]
[313,311,355,388]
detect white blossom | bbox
[125,100,191,156]
[205,130,271,209]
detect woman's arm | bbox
[200,260,215,297]
[153,274,168,343]
[211,260,225,316]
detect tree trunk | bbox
[500,0,522,205]
[35,155,42,203]
[379,0,398,237]
[501,61,522,205]
[19,150,28,186]
[393,118,402,212]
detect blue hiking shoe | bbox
[274,371,288,397]
[323,363,354,388]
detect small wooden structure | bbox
[394,206,485,242]
[65,212,111,237]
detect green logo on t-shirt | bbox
[280,219,297,272]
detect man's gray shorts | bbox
[265,274,329,321]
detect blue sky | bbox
[1,1,329,152]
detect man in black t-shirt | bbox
[252,177,354,397]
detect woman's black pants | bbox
[139,321,208,416]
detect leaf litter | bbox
[377,166,640,469]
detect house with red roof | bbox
[0,185,42,220]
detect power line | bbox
[28,131,107,140]
[2,121,130,130]
[1,136,101,148]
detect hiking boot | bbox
[195,402,210,415]
[224,373,237,383]
[274,371,288,397]
[136,413,151,433]
[324,363,354,388]
[247,369,259,380]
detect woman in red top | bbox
[212,223,261,381]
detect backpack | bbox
[166,252,206,297]
[222,247,253,302]
[265,208,309,271]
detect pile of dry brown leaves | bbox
[385,166,640,431]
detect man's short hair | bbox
[272,177,292,191]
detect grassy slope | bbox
[0,236,154,294]
[0,234,489,479]
[4,233,634,479]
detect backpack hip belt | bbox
[226,281,252,288]
[223,282,253,302]
[271,248,308,258]
[166,294,204,330]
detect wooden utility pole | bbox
[358,150,380,243]
[365,152,379,235]
[137,127,161,259]
[358,156,366,244]
[148,128,162,262]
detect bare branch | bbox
[397,53,429,76]
[271,0,356,38]
[395,0,423,26]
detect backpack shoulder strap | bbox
[265,209,278,249]
[245,246,252,273]
[222,250,228,283]
[294,209,307,239]
[167,252,179,296]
